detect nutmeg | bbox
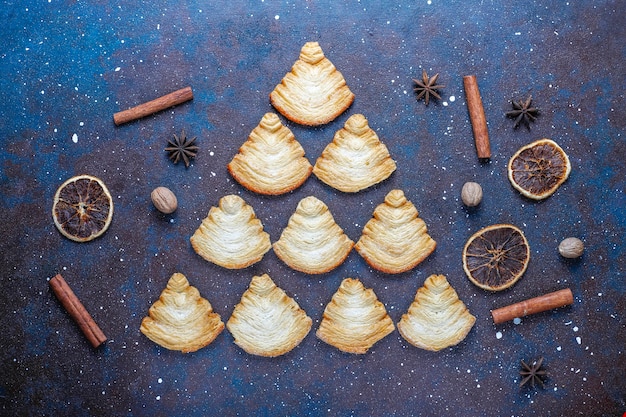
[461,182,483,207]
[558,237,584,259]
[151,186,178,214]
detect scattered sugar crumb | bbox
[496,331,502,339]
[72,133,78,143]
[513,318,521,325]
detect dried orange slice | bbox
[52,175,114,242]
[507,138,571,200]
[462,224,530,291]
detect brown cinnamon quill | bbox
[50,274,107,348]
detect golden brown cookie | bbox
[140,273,224,353]
[269,41,355,126]
[316,278,395,354]
[313,114,396,192]
[190,195,271,269]
[227,274,312,357]
[355,189,436,273]
[228,113,312,195]
[397,274,475,352]
[273,196,354,274]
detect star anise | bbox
[520,357,547,388]
[506,95,539,129]
[165,130,198,168]
[413,69,444,106]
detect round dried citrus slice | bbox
[507,138,571,200]
[52,175,114,242]
[462,224,530,291]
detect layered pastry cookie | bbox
[190,195,271,269]
[316,278,395,354]
[355,189,436,274]
[227,274,312,357]
[228,113,312,195]
[397,274,475,351]
[140,273,224,353]
[273,196,354,274]
[313,114,396,193]
[270,41,354,126]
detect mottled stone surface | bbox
[1,1,624,416]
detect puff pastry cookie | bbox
[397,274,475,351]
[316,278,395,354]
[355,189,436,274]
[227,274,312,357]
[273,196,354,274]
[228,113,312,195]
[140,273,224,353]
[269,41,355,126]
[313,114,396,192]
[190,195,271,269]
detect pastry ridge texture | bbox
[316,278,395,354]
[228,112,312,195]
[397,274,476,351]
[140,273,224,353]
[355,189,436,273]
[190,194,271,269]
[269,41,355,126]
[227,274,312,357]
[313,113,396,193]
[273,196,354,274]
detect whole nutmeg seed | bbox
[151,186,177,214]
[461,182,483,207]
[558,237,584,258]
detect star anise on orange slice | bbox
[52,175,114,242]
[508,138,571,200]
[462,224,530,291]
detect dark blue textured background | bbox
[1,1,624,416]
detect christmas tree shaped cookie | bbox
[273,196,354,274]
[140,273,224,353]
[313,114,396,192]
[270,41,355,126]
[227,274,312,357]
[190,195,271,269]
[228,113,312,195]
[397,274,476,352]
[316,278,395,354]
[355,189,436,274]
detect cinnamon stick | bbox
[491,288,574,325]
[463,75,491,159]
[113,86,193,126]
[49,274,107,348]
